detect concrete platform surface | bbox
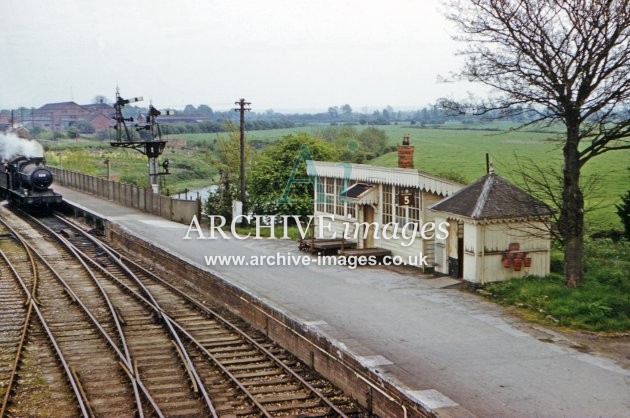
[55,186,630,417]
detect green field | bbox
[226,122,626,228]
[368,125,628,228]
[170,125,325,145]
[45,122,628,228]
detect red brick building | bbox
[33,101,114,132]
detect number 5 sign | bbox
[398,188,414,206]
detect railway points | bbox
[0,206,368,417]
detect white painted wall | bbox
[472,221,550,283]
[431,215,551,283]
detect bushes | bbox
[483,238,630,331]
[616,187,630,240]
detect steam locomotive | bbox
[0,156,62,207]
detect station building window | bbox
[383,185,422,226]
[334,179,345,217]
[324,178,335,214]
[382,185,393,223]
[396,199,421,225]
[315,177,326,213]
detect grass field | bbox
[210,121,626,228]
[45,122,628,228]
[225,122,626,229]
[369,125,628,228]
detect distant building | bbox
[87,113,112,132]
[0,114,10,131]
[81,102,113,114]
[32,101,114,132]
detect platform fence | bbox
[49,167,201,224]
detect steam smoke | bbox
[0,133,44,161]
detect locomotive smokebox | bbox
[17,158,54,191]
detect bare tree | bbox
[508,157,607,242]
[446,0,629,287]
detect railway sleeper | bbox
[216,355,269,366]
[137,366,183,379]
[225,362,276,372]
[211,350,263,360]
[256,390,312,403]
[241,376,303,387]
[197,336,244,346]
[261,398,327,413]
[203,344,256,354]
[247,383,303,395]
[232,369,284,379]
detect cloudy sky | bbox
[1,0,481,112]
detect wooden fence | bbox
[49,167,201,224]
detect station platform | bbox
[52,185,630,417]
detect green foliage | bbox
[29,125,46,138]
[52,130,67,140]
[483,238,630,331]
[74,120,95,134]
[358,126,388,158]
[317,125,358,142]
[436,170,468,184]
[204,179,237,220]
[96,129,113,140]
[314,125,389,163]
[248,133,339,219]
[616,180,630,240]
[42,122,628,229]
[213,121,253,181]
[66,127,79,139]
[44,138,215,192]
[58,149,99,174]
[200,121,253,220]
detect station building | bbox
[307,135,553,283]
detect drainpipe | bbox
[480,221,486,284]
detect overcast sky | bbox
[1,0,482,112]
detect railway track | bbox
[2,210,213,417]
[0,207,367,417]
[0,216,138,417]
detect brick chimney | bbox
[397,134,414,169]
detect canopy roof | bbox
[430,172,553,220]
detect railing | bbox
[49,167,200,224]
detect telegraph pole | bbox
[234,98,251,215]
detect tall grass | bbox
[484,239,630,331]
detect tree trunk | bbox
[559,123,584,287]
